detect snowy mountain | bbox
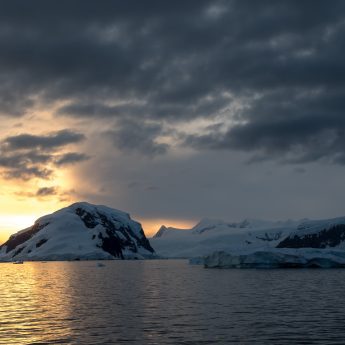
[153,225,189,238]
[0,202,155,261]
[277,217,345,249]
[150,216,345,259]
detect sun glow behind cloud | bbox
[0,155,80,244]
[0,188,68,245]
[0,109,91,245]
[1,0,345,248]
[0,214,38,244]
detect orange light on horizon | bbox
[0,211,197,245]
[139,218,197,238]
[0,158,79,245]
[0,214,39,244]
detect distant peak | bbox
[192,218,228,234]
[153,225,168,238]
[194,218,225,227]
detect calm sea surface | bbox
[1,260,345,345]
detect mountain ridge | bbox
[0,202,155,261]
[151,216,345,258]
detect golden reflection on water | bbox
[0,262,73,345]
[1,260,344,344]
[0,260,186,344]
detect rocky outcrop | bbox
[277,224,345,249]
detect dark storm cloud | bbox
[3,166,52,181]
[16,186,76,201]
[0,151,51,170]
[1,0,345,162]
[0,130,88,180]
[36,187,76,202]
[106,119,168,156]
[57,103,124,118]
[55,152,90,166]
[2,130,85,151]
[56,93,232,122]
[0,150,53,180]
[184,88,345,163]
[36,186,58,197]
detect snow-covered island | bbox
[151,217,345,268]
[0,202,155,261]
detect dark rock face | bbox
[277,224,345,248]
[36,239,48,248]
[13,246,25,257]
[1,222,49,253]
[75,207,98,228]
[256,231,282,242]
[74,207,154,259]
[98,232,124,259]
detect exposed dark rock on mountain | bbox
[0,202,155,261]
[277,224,345,249]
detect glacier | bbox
[151,216,345,268]
[150,218,300,258]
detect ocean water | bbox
[0,260,345,345]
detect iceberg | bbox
[204,249,345,269]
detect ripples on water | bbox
[1,260,345,344]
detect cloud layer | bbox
[0,0,344,162]
[0,130,88,180]
[1,1,345,228]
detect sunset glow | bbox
[1,0,345,247]
[139,218,197,238]
[0,214,38,244]
[1,1,345,344]
[0,151,79,244]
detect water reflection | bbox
[0,262,74,344]
[1,261,345,344]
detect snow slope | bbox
[277,217,345,248]
[150,217,345,258]
[0,202,155,261]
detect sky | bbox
[1,0,345,243]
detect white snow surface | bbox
[291,216,345,236]
[0,202,154,261]
[150,216,345,258]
